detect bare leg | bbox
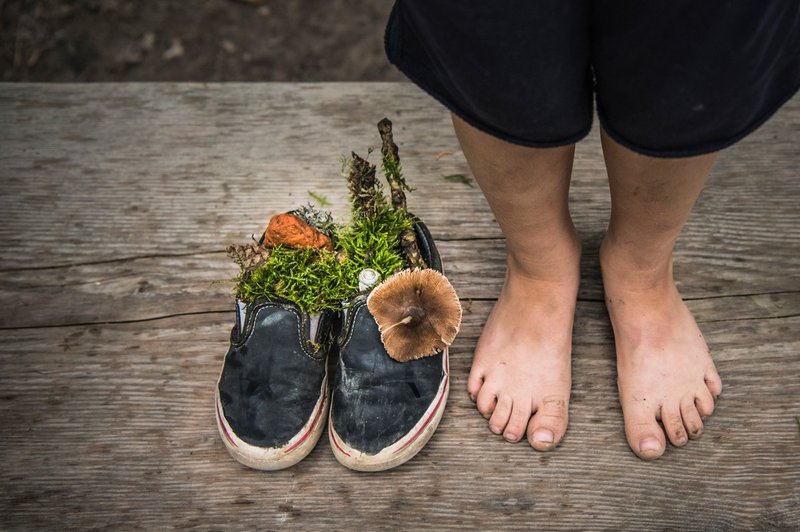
[453,115,580,450]
[599,129,724,460]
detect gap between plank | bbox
[0,309,231,331]
[2,300,799,331]
[698,312,800,324]
[0,250,224,272]
[0,237,506,273]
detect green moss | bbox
[232,121,420,312]
[235,206,412,312]
[380,153,413,194]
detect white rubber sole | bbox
[329,349,449,472]
[214,374,329,471]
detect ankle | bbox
[599,236,674,292]
[507,226,581,284]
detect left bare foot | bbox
[600,239,723,460]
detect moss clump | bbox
[235,205,412,312]
[230,118,419,313]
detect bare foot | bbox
[467,236,580,450]
[600,240,723,460]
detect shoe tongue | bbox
[236,300,247,334]
[308,313,321,342]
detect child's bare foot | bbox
[467,235,580,450]
[600,239,723,460]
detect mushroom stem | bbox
[381,315,414,334]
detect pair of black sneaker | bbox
[214,221,450,471]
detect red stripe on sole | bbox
[216,401,239,448]
[392,377,448,455]
[283,391,327,454]
[329,420,351,457]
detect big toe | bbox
[705,366,723,398]
[623,404,666,460]
[526,395,569,451]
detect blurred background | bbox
[1,0,404,81]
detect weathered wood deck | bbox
[0,83,798,529]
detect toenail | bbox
[490,424,503,434]
[532,429,554,444]
[504,433,517,442]
[639,438,661,452]
[469,393,476,402]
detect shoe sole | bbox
[328,349,449,472]
[214,372,329,471]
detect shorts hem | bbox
[395,60,593,149]
[597,80,800,158]
[384,5,591,150]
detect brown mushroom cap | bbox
[367,268,462,362]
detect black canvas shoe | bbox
[329,221,453,471]
[215,299,337,470]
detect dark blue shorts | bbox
[385,1,800,157]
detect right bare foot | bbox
[467,235,580,450]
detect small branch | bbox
[400,230,425,269]
[377,117,409,211]
[377,118,425,268]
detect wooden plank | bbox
[1,242,798,328]
[0,83,500,270]
[0,308,797,529]
[1,83,799,271]
[0,83,799,529]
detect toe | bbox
[476,387,498,419]
[526,395,569,451]
[466,367,485,402]
[488,395,512,435]
[623,403,666,460]
[705,366,723,398]
[503,401,532,442]
[695,387,715,418]
[661,405,688,447]
[680,397,704,439]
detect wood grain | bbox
[0,83,798,529]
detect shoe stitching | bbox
[235,302,325,362]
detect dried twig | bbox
[378,117,410,211]
[377,118,425,268]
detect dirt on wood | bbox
[1,0,404,81]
